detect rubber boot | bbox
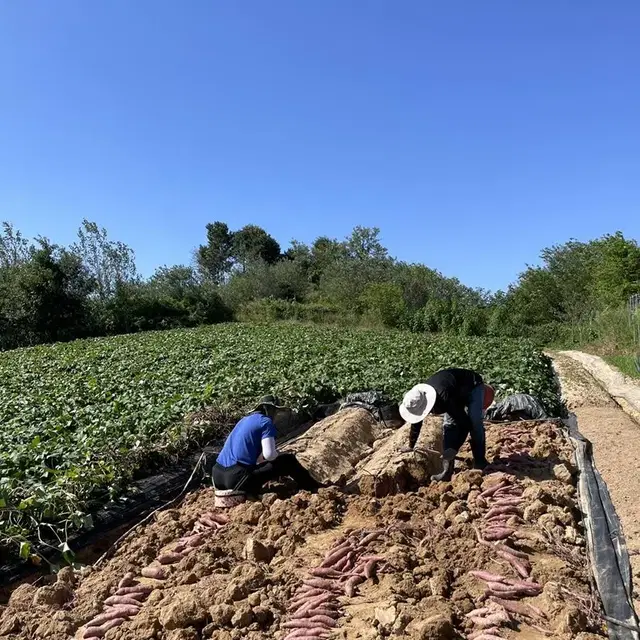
[430,449,457,482]
[471,440,489,471]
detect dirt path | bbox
[551,352,640,605]
[559,350,640,423]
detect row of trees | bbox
[1,219,639,351]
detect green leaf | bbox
[19,541,31,560]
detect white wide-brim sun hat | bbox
[399,383,437,424]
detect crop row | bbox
[0,323,561,559]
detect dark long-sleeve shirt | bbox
[426,368,483,434]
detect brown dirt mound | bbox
[0,420,606,640]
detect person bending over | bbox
[399,368,494,482]
[213,395,320,500]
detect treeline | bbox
[1,219,639,351]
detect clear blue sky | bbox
[1,1,639,292]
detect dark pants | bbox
[409,384,486,463]
[213,453,320,495]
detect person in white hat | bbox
[399,368,494,481]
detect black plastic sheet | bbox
[486,393,549,421]
[565,414,640,640]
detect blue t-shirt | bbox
[216,412,277,467]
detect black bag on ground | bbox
[485,393,548,421]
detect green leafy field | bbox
[0,323,561,560]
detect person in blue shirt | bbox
[213,395,320,497]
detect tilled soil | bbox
[0,420,605,640]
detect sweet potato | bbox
[468,610,510,627]
[117,572,136,589]
[483,527,515,541]
[465,606,491,618]
[504,578,541,590]
[292,608,339,620]
[469,570,507,583]
[141,566,167,580]
[309,567,342,578]
[344,574,365,597]
[490,497,524,506]
[88,606,140,626]
[359,529,384,546]
[83,618,127,639]
[486,505,521,519]
[480,480,508,498]
[489,596,541,619]
[207,511,229,525]
[320,545,351,568]
[115,586,152,598]
[288,593,335,615]
[494,543,528,559]
[157,552,184,565]
[302,578,340,592]
[103,595,143,608]
[485,581,522,593]
[198,515,220,529]
[296,586,327,598]
[283,618,332,629]
[497,551,531,578]
[284,630,331,640]
[364,558,379,579]
[307,614,337,627]
[290,591,323,608]
[181,533,206,548]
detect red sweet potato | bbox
[83,618,127,639]
[494,543,529,559]
[483,527,515,541]
[284,630,331,640]
[141,565,167,580]
[207,511,229,525]
[283,618,333,629]
[489,596,541,619]
[465,606,491,618]
[469,570,507,583]
[479,481,508,498]
[497,550,531,578]
[88,606,140,626]
[103,595,143,608]
[115,587,151,598]
[485,505,521,519]
[359,529,384,546]
[309,567,342,578]
[490,497,524,506]
[157,551,184,565]
[468,610,510,627]
[302,578,340,592]
[364,558,379,579]
[344,574,365,597]
[292,608,339,620]
[117,572,136,589]
[320,545,352,568]
[198,515,220,529]
[180,532,206,548]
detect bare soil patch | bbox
[0,414,604,640]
